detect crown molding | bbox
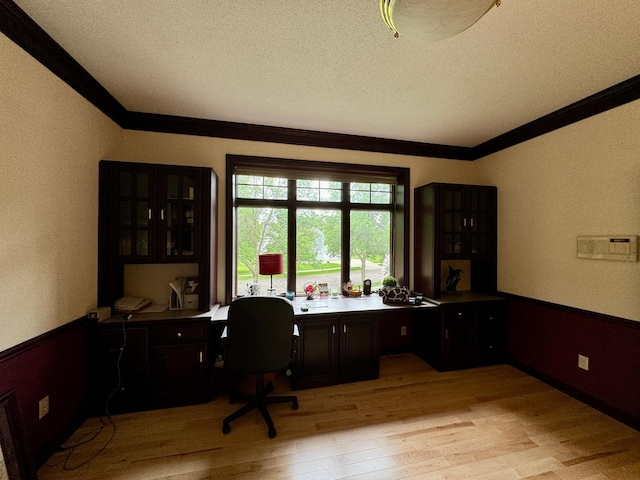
[3,0,640,161]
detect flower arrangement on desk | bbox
[303,282,317,300]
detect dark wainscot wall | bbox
[0,318,88,467]
[506,294,640,430]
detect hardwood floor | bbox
[38,354,640,480]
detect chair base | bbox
[222,372,298,438]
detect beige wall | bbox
[477,100,640,322]
[0,34,121,351]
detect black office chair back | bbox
[225,296,295,374]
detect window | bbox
[225,155,409,303]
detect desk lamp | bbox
[258,253,283,296]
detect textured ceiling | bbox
[11,0,640,147]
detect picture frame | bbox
[317,282,329,296]
[0,391,37,480]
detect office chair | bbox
[221,296,299,438]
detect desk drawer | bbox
[152,323,207,346]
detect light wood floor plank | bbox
[38,354,640,480]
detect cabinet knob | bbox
[457,312,463,317]
[177,332,182,337]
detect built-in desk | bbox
[213,295,437,390]
[91,296,439,412]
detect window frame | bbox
[225,154,409,304]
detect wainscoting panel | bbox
[505,294,640,430]
[0,319,88,466]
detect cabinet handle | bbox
[177,332,182,337]
[148,208,152,220]
[199,351,203,363]
[332,325,335,334]
[161,209,165,221]
[463,218,467,227]
[344,325,347,334]
[470,218,474,227]
[445,329,449,340]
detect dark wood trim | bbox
[3,0,640,160]
[498,291,640,331]
[125,111,474,160]
[473,74,640,159]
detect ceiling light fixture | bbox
[380,0,501,41]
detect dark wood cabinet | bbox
[92,317,210,414]
[292,312,379,390]
[150,322,208,408]
[93,326,149,414]
[413,295,507,371]
[414,183,497,299]
[98,160,217,311]
[378,309,414,354]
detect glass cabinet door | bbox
[160,172,198,260]
[468,188,489,256]
[118,169,152,259]
[441,186,464,257]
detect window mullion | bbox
[287,178,296,292]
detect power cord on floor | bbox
[44,315,128,470]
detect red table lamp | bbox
[259,253,284,295]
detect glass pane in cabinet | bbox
[120,201,131,227]
[444,234,462,254]
[181,231,194,255]
[120,172,132,197]
[184,205,194,225]
[183,176,195,200]
[119,231,132,256]
[167,175,179,199]
[137,173,148,198]
[136,202,149,227]
[454,213,462,232]
[167,203,176,228]
[478,213,487,233]
[136,231,149,256]
[166,231,176,256]
[471,234,487,255]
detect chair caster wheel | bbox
[292,400,299,410]
[222,423,230,434]
[268,427,277,438]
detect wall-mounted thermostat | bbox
[577,235,638,261]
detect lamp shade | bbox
[259,253,284,276]
[380,0,498,41]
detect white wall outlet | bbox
[578,354,589,371]
[400,325,407,336]
[38,395,49,419]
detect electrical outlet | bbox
[578,354,589,371]
[400,325,407,336]
[38,395,49,420]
